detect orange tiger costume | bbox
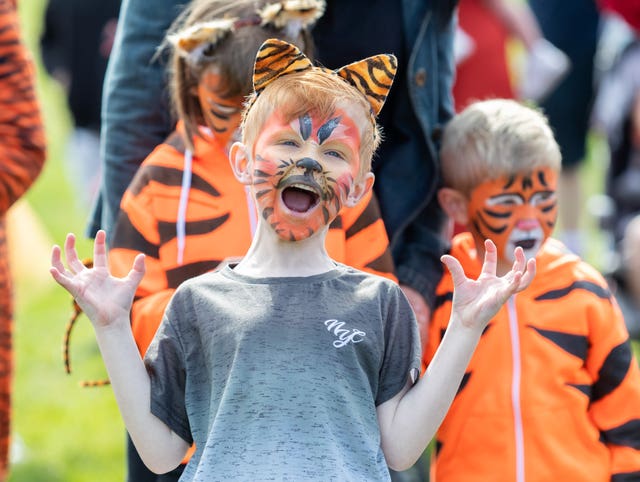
[0,0,46,478]
[424,232,640,482]
[109,123,396,356]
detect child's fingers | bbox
[93,230,108,269]
[480,239,497,276]
[511,247,526,273]
[517,258,537,290]
[49,266,76,295]
[63,233,85,274]
[127,253,146,286]
[51,245,67,274]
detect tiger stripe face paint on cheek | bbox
[467,167,558,262]
[251,109,363,241]
[196,69,244,148]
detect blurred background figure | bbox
[0,0,46,479]
[592,38,640,248]
[528,0,601,257]
[453,0,570,112]
[607,214,640,341]
[40,0,120,210]
[453,0,544,112]
[590,10,640,340]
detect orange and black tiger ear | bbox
[253,38,313,96]
[335,54,397,116]
[250,38,397,117]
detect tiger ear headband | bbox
[169,0,325,66]
[248,38,398,121]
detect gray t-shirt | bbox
[145,263,421,481]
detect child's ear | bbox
[438,187,470,225]
[229,141,252,185]
[345,172,374,207]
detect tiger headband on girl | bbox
[247,38,398,120]
[169,0,325,66]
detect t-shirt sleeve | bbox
[376,283,422,406]
[144,295,192,444]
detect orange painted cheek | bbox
[468,190,514,252]
[539,205,558,238]
[214,112,242,145]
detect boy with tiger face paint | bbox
[438,99,562,272]
[466,166,558,265]
[246,108,367,241]
[425,99,640,482]
[231,81,374,242]
[51,41,535,481]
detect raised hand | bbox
[441,239,536,330]
[50,230,145,328]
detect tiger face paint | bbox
[196,68,244,148]
[467,168,558,263]
[250,106,364,241]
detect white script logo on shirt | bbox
[324,319,366,348]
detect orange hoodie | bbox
[424,232,640,482]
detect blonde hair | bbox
[440,99,562,195]
[166,0,314,148]
[241,68,382,177]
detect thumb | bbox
[127,253,146,287]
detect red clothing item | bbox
[453,0,514,112]
[600,0,640,33]
[424,232,640,482]
[109,126,397,356]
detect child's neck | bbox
[233,221,336,278]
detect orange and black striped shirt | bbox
[0,0,45,213]
[0,1,45,478]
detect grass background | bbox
[6,1,634,481]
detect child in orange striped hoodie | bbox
[426,98,640,481]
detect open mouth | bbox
[514,238,537,250]
[282,184,320,213]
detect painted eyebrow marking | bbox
[503,175,516,190]
[299,113,312,140]
[317,116,342,144]
[538,170,548,187]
